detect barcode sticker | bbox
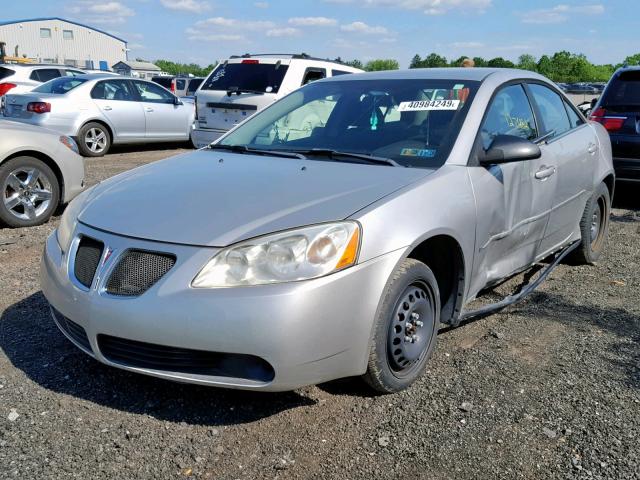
[398,100,460,111]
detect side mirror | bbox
[591,97,598,108]
[479,135,541,165]
[174,97,183,106]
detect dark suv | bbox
[590,67,640,181]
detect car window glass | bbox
[187,78,203,95]
[33,77,86,94]
[201,63,289,94]
[601,70,640,108]
[332,70,352,76]
[481,84,537,150]
[133,81,175,104]
[564,100,584,128]
[176,79,187,90]
[64,69,85,77]
[302,69,326,86]
[91,80,135,101]
[528,84,572,138]
[31,69,61,82]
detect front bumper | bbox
[40,223,403,391]
[191,127,227,149]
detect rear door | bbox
[527,83,592,252]
[469,83,556,290]
[90,79,146,141]
[131,80,191,139]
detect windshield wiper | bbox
[293,148,401,167]
[207,144,307,159]
[226,86,265,96]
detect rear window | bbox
[201,62,289,94]
[602,70,640,107]
[30,68,61,83]
[33,77,86,94]
[0,67,15,80]
[152,77,173,89]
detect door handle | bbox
[535,165,556,180]
[145,107,154,112]
[587,143,598,155]
[103,106,112,111]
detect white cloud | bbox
[186,17,275,43]
[288,16,337,26]
[520,4,604,24]
[67,1,134,25]
[159,0,211,13]
[266,27,300,37]
[450,41,484,48]
[325,0,491,14]
[192,17,275,29]
[254,1,269,7]
[340,21,389,35]
[185,28,246,42]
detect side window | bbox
[302,68,326,86]
[255,94,340,145]
[133,81,175,104]
[528,84,571,138]
[30,69,61,82]
[187,79,203,95]
[481,84,538,150]
[176,79,187,91]
[564,100,584,128]
[91,80,135,101]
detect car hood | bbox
[78,150,432,247]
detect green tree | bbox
[364,59,400,71]
[487,57,515,68]
[154,59,217,77]
[421,53,448,68]
[517,54,537,72]
[449,55,468,67]
[409,54,422,69]
[622,53,640,66]
[472,56,488,67]
[344,59,364,70]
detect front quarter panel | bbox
[352,165,476,299]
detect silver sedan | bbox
[41,68,613,392]
[2,74,194,157]
[0,120,84,227]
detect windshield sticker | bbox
[401,148,436,158]
[398,100,460,112]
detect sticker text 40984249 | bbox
[398,100,460,112]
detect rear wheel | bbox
[0,156,60,227]
[363,259,440,393]
[571,182,610,264]
[78,122,111,157]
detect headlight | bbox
[59,135,79,155]
[192,221,361,288]
[56,187,93,252]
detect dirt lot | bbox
[0,146,638,479]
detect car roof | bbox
[321,67,551,83]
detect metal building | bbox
[0,17,127,70]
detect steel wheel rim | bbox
[387,281,435,377]
[85,127,107,153]
[2,166,53,221]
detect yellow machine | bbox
[0,42,34,64]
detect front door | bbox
[90,79,145,141]
[132,80,191,139]
[468,83,556,295]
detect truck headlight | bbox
[192,222,360,288]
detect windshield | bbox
[33,77,86,94]
[219,78,478,168]
[201,62,289,94]
[602,70,640,108]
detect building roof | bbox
[113,61,161,71]
[0,17,127,44]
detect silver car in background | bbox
[0,119,84,227]
[2,74,194,157]
[41,69,613,393]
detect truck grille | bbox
[74,236,104,288]
[105,250,176,297]
[97,335,275,382]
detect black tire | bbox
[77,122,111,157]
[0,156,60,228]
[570,182,611,265]
[363,258,440,394]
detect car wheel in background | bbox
[363,258,440,393]
[78,122,111,157]
[571,182,611,265]
[0,156,60,228]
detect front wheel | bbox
[0,156,60,227]
[570,182,611,265]
[363,259,440,393]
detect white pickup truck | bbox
[190,54,362,148]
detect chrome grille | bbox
[105,250,176,296]
[74,236,104,288]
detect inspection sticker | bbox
[398,99,460,112]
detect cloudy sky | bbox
[3,1,637,67]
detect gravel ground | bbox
[0,146,638,479]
